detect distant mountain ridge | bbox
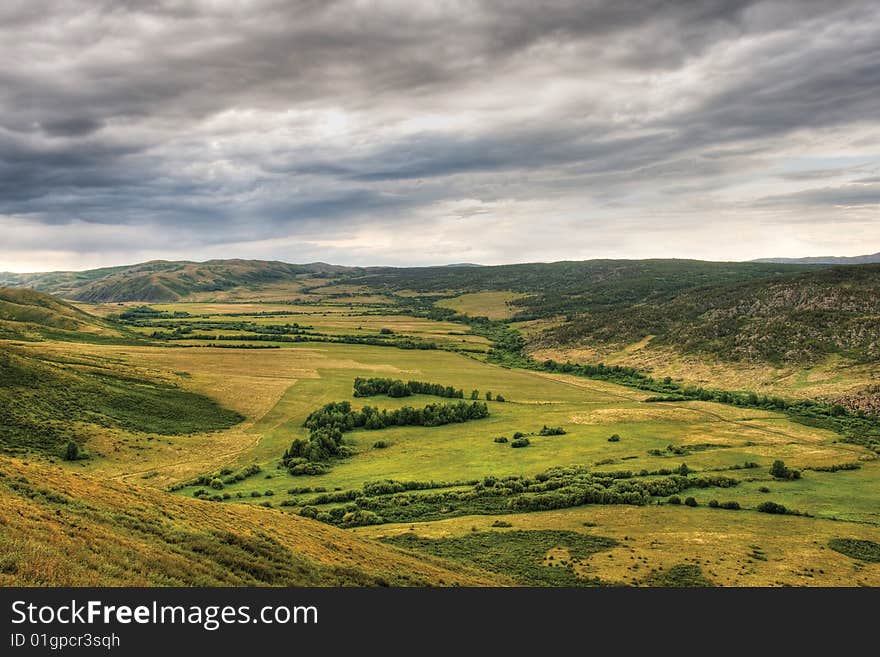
[752,252,880,265]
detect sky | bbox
[2,0,879,272]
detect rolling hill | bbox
[534,264,880,365]
[352,259,819,320]
[0,286,123,341]
[0,260,353,302]
[0,456,493,586]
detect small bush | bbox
[250,491,262,498]
[757,501,788,514]
[493,436,509,443]
[684,497,698,507]
[512,431,525,439]
[491,520,513,528]
[373,440,391,449]
[264,489,274,496]
[209,478,224,490]
[510,437,530,448]
[770,459,801,480]
[668,496,682,505]
[539,425,566,436]
[299,506,318,518]
[708,499,719,508]
[719,501,741,510]
[63,441,80,461]
[758,486,771,493]
[608,434,621,442]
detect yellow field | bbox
[353,505,880,587]
[437,291,529,319]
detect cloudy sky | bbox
[2,0,879,271]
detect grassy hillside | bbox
[537,264,880,365]
[0,457,493,586]
[0,286,123,341]
[1,260,352,302]
[353,259,817,320]
[0,345,243,456]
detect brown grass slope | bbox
[2,260,353,302]
[0,287,122,340]
[0,457,497,586]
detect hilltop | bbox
[753,252,880,265]
[0,457,493,586]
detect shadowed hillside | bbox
[0,345,244,456]
[0,457,495,586]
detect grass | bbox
[0,456,493,586]
[828,538,880,563]
[383,529,616,586]
[6,291,880,587]
[354,505,880,587]
[436,291,529,320]
[0,345,243,455]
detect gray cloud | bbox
[1,0,879,269]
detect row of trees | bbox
[353,377,465,399]
[352,377,507,402]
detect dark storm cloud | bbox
[2,0,879,268]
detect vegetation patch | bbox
[828,538,880,563]
[643,563,715,587]
[383,530,616,586]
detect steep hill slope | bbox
[0,457,494,586]
[1,260,352,302]
[537,264,880,365]
[0,286,123,341]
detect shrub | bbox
[668,496,682,505]
[373,440,390,449]
[757,501,788,514]
[495,394,506,402]
[264,489,274,496]
[675,463,691,476]
[250,490,262,498]
[758,486,771,493]
[493,436,509,443]
[379,328,394,335]
[708,499,719,508]
[608,434,620,442]
[539,426,566,436]
[512,431,526,439]
[684,497,698,507]
[510,437,530,448]
[209,478,224,490]
[770,459,801,480]
[491,520,512,528]
[63,441,79,461]
[299,506,318,518]
[720,501,741,510]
